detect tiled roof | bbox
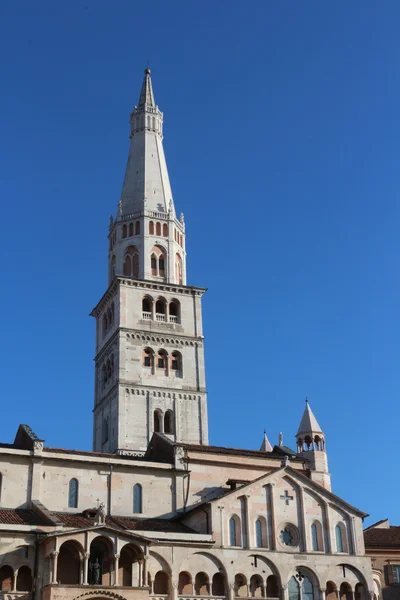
[53,513,195,534]
[0,509,49,526]
[364,526,400,548]
[183,443,304,461]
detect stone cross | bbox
[280,490,294,505]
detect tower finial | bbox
[305,397,308,404]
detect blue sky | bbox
[1,1,399,525]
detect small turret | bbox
[296,400,331,491]
[259,430,272,452]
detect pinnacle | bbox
[296,400,323,436]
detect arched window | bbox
[142,296,152,316]
[135,221,140,235]
[68,478,78,508]
[169,300,180,323]
[154,410,162,433]
[311,523,318,551]
[266,576,279,599]
[0,566,14,592]
[229,515,241,546]
[250,575,263,598]
[129,222,134,237]
[235,574,247,598]
[124,246,139,277]
[133,483,142,513]
[154,571,169,595]
[122,224,127,238]
[175,253,183,284]
[288,577,300,600]
[336,523,344,552]
[303,577,314,600]
[195,572,209,595]
[163,223,168,237]
[164,410,173,434]
[157,349,167,370]
[143,348,153,368]
[156,298,166,315]
[255,518,263,548]
[151,254,157,276]
[16,567,32,591]
[159,254,165,277]
[171,351,182,372]
[179,572,192,595]
[212,573,225,596]
[149,221,154,235]
[156,222,161,236]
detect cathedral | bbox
[0,70,379,600]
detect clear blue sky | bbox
[1,1,399,526]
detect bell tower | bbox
[296,400,331,491]
[91,70,208,455]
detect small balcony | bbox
[142,312,152,320]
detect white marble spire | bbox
[119,69,175,218]
[297,399,323,436]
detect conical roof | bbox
[296,400,323,436]
[259,431,272,452]
[138,69,155,107]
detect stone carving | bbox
[92,558,101,585]
[281,455,289,467]
[95,502,106,525]
[180,212,184,223]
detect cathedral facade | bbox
[0,70,378,600]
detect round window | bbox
[277,522,300,550]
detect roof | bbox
[54,513,196,534]
[0,509,49,526]
[297,401,323,436]
[364,526,400,548]
[138,69,155,107]
[183,442,304,461]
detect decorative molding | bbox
[126,331,201,347]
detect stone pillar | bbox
[270,484,277,550]
[12,570,17,592]
[172,581,179,600]
[142,556,148,587]
[244,494,251,549]
[229,583,235,600]
[83,553,90,585]
[320,589,326,600]
[323,501,332,553]
[298,487,308,552]
[52,552,59,584]
[218,506,225,547]
[114,555,120,586]
[138,559,143,587]
[282,584,289,600]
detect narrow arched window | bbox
[149,221,154,235]
[102,417,109,444]
[154,410,162,433]
[122,224,127,238]
[159,254,165,277]
[229,517,237,546]
[143,349,153,368]
[156,222,161,236]
[255,519,263,548]
[171,351,182,372]
[311,523,318,551]
[336,524,344,552]
[135,221,140,235]
[163,223,168,237]
[164,410,173,434]
[68,478,78,508]
[133,483,142,513]
[129,222,134,236]
[151,254,157,276]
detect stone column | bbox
[142,556,148,587]
[83,553,90,585]
[218,506,225,547]
[320,589,326,600]
[244,494,251,549]
[52,552,59,584]
[298,487,308,552]
[114,555,120,586]
[12,570,18,592]
[270,484,277,550]
[323,501,332,553]
[282,584,289,600]
[172,581,179,600]
[138,559,143,587]
[229,583,236,600]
